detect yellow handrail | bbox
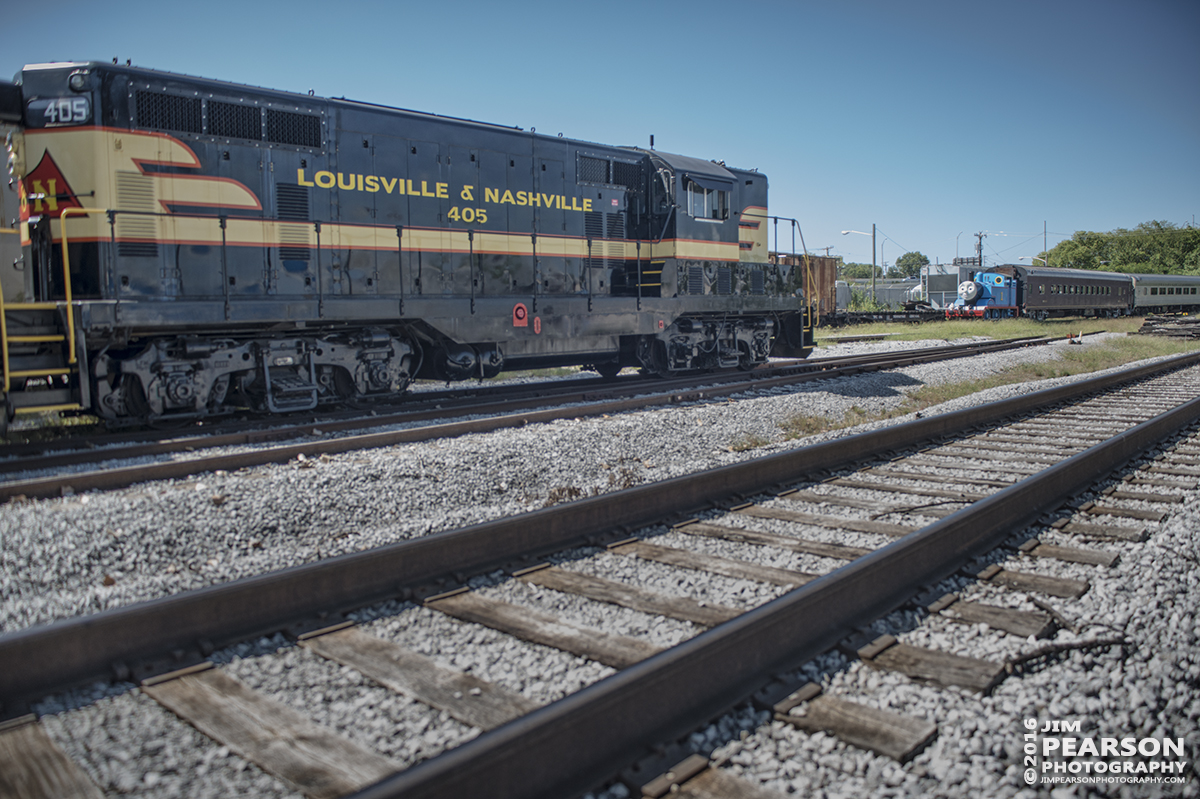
[58,207,110,365]
[0,286,9,390]
[1,208,106,391]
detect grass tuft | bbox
[728,432,771,452]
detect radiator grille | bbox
[605,212,626,270]
[584,212,604,240]
[688,265,704,295]
[716,267,732,295]
[115,171,159,258]
[276,183,310,220]
[605,212,625,240]
[578,155,608,184]
[209,100,261,140]
[611,161,640,191]
[266,109,322,148]
[276,183,311,261]
[750,268,766,295]
[135,91,202,134]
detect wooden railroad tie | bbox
[758,682,937,763]
[0,715,104,799]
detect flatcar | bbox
[0,61,814,429]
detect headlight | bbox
[68,69,90,92]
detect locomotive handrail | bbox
[57,207,109,366]
[769,214,817,339]
[0,208,101,385]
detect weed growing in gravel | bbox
[780,333,1200,441]
[843,405,872,426]
[778,414,835,439]
[815,315,1147,345]
[543,485,583,506]
[780,405,877,441]
[728,433,770,452]
[900,334,1199,410]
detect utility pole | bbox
[872,223,877,304]
[975,232,986,275]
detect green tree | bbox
[894,251,930,278]
[842,262,881,279]
[1045,221,1200,273]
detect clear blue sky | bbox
[6,0,1197,270]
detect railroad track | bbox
[0,336,1058,502]
[2,350,1198,798]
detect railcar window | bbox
[687,181,729,221]
[1039,284,1044,294]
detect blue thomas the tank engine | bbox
[947,270,1018,319]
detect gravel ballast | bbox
[0,334,1139,633]
[3,333,1198,798]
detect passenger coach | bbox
[1130,274,1200,315]
[1017,266,1131,320]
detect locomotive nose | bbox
[958,281,981,302]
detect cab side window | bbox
[687,180,729,221]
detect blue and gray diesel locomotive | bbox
[0,61,814,428]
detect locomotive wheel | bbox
[332,367,357,399]
[737,344,757,372]
[122,374,152,422]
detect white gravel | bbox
[0,333,1145,634]
[4,332,1199,798]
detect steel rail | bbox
[0,336,1051,501]
[0,335,1042,467]
[0,334,1057,465]
[351,360,1200,799]
[1,351,1196,718]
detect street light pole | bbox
[840,226,877,304]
